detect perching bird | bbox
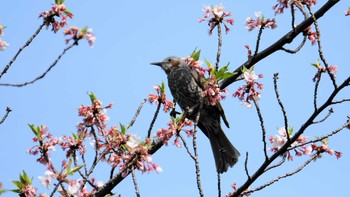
[151,56,240,173]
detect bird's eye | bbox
[167,59,172,63]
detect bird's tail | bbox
[199,122,240,173]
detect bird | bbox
[151,56,240,173]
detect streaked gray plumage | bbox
[151,56,240,173]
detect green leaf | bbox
[64,9,73,16]
[81,26,88,34]
[20,171,32,185]
[28,124,40,137]
[287,127,294,136]
[55,0,64,5]
[191,49,201,61]
[88,92,97,103]
[10,189,20,193]
[160,82,166,94]
[67,164,84,175]
[11,181,23,190]
[119,123,127,135]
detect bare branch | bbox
[131,166,141,197]
[230,75,350,197]
[244,152,251,180]
[193,103,204,197]
[312,108,333,124]
[0,43,75,87]
[128,98,147,129]
[313,71,322,111]
[0,22,45,79]
[253,24,265,57]
[220,0,340,90]
[273,73,290,140]
[215,23,222,71]
[178,134,195,160]
[243,153,318,196]
[307,5,337,89]
[0,107,11,125]
[147,100,162,138]
[264,155,286,172]
[253,98,268,160]
[289,120,350,151]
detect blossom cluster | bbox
[311,60,338,82]
[245,12,277,31]
[25,94,161,196]
[197,4,234,35]
[233,70,263,108]
[269,127,342,161]
[304,26,318,45]
[39,3,74,33]
[0,24,9,51]
[155,117,193,147]
[273,0,317,15]
[64,26,96,47]
[148,84,175,112]
[183,57,229,106]
[269,127,311,161]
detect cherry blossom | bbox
[245,12,277,31]
[39,3,73,33]
[64,26,96,47]
[233,70,263,108]
[198,4,234,34]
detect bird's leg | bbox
[170,100,181,118]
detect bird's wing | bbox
[189,66,230,128]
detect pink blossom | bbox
[198,4,234,35]
[39,3,73,33]
[64,26,96,47]
[21,184,37,197]
[38,171,54,189]
[126,134,141,150]
[233,70,263,108]
[345,8,350,16]
[0,39,9,51]
[245,12,277,31]
[302,0,317,7]
[273,0,293,15]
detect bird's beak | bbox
[150,61,162,66]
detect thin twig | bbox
[131,166,141,197]
[264,155,286,172]
[0,43,76,87]
[0,22,46,79]
[273,73,290,141]
[253,25,265,57]
[313,71,322,111]
[289,120,350,151]
[253,98,268,160]
[242,153,318,196]
[244,152,251,180]
[231,75,350,197]
[312,108,333,124]
[307,5,337,89]
[193,103,204,197]
[178,134,195,160]
[331,98,350,105]
[220,0,340,90]
[0,107,12,125]
[147,100,162,138]
[217,172,221,197]
[128,98,147,129]
[215,23,222,71]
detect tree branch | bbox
[220,0,340,89]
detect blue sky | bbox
[1,1,349,196]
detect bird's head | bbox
[151,56,183,74]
